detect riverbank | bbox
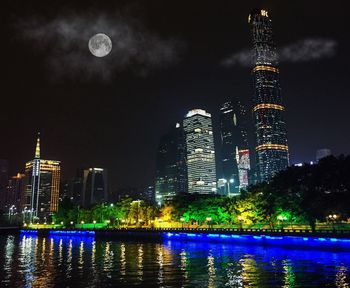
[11,227,350,250]
[13,226,350,238]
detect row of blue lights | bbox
[163,232,350,246]
[49,230,95,236]
[20,229,38,234]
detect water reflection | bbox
[157,245,164,286]
[137,244,143,280]
[207,252,216,288]
[336,266,349,288]
[282,259,296,288]
[0,234,350,287]
[120,243,126,276]
[179,249,188,281]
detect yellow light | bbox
[256,144,289,151]
[253,65,278,73]
[93,220,96,224]
[253,104,285,112]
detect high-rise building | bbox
[6,173,25,211]
[249,9,289,182]
[184,109,217,194]
[220,100,251,194]
[24,134,61,221]
[67,168,84,205]
[155,123,187,205]
[0,159,9,210]
[316,148,332,162]
[82,168,108,207]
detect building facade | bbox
[220,100,251,194]
[24,135,61,221]
[249,9,289,182]
[155,123,187,205]
[184,109,217,194]
[6,173,25,212]
[0,159,9,210]
[82,168,108,207]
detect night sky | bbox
[1,0,349,191]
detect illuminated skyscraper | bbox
[155,123,187,205]
[184,109,217,194]
[24,134,61,221]
[82,167,108,207]
[249,9,289,182]
[220,99,251,194]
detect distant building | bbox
[155,123,187,205]
[219,100,251,194]
[0,159,9,210]
[316,149,332,162]
[82,168,108,207]
[184,109,217,194]
[143,185,155,203]
[23,134,61,221]
[249,9,289,182]
[6,173,25,211]
[67,168,84,205]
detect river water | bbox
[0,233,349,287]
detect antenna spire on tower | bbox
[35,132,40,159]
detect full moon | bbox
[88,33,112,57]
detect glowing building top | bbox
[185,109,211,118]
[35,133,40,159]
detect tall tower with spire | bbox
[23,133,61,222]
[248,9,289,182]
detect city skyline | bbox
[1,0,349,191]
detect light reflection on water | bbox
[0,234,350,287]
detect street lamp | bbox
[206,217,212,229]
[93,220,96,229]
[81,220,84,229]
[8,205,15,222]
[277,214,287,229]
[223,179,234,196]
[328,214,338,230]
[180,217,185,229]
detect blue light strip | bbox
[163,232,350,248]
[49,230,95,236]
[20,229,38,234]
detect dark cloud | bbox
[221,38,338,68]
[16,12,184,81]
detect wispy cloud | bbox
[221,38,338,68]
[16,11,184,81]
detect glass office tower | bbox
[184,109,217,194]
[249,9,289,182]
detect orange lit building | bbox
[23,134,60,221]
